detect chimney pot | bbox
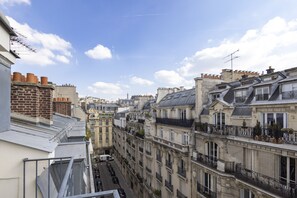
[13,72,22,82]
[26,73,36,83]
[41,77,48,85]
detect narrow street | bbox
[95,161,135,198]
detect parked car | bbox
[99,154,114,162]
[110,170,115,176]
[117,188,126,198]
[112,176,119,184]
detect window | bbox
[170,130,174,141]
[280,156,296,186]
[204,173,211,193]
[235,89,247,103]
[182,133,189,145]
[99,120,102,125]
[99,127,102,133]
[206,142,218,161]
[282,83,297,99]
[255,87,269,101]
[99,134,102,141]
[167,171,172,184]
[106,120,109,125]
[212,94,220,101]
[160,128,163,138]
[180,109,186,120]
[262,113,287,128]
[214,112,225,129]
[163,110,168,118]
[240,189,255,198]
[106,135,109,143]
[106,127,109,133]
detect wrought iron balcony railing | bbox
[196,182,217,198]
[191,153,218,169]
[177,189,187,198]
[165,180,173,192]
[156,118,194,127]
[234,164,297,198]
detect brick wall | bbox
[10,72,54,124]
[53,98,71,116]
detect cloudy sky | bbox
[2,0,297,100]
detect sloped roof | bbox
[232,106,252,116]
[158,89,195,107]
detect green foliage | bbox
[85,124,92,141]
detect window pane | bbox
[276,113,284,128]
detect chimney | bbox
[11,72,54,125]
[53,97,72,116]
[266,66,275,74]
[241,74,248,79]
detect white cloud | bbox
[7,16,72,66]
[178,17,297,77]
[0,0,30,6]
[56,55,70,64]
[88,82,123,95]
[154,70,193,87]
[85,44,112,60]
[130,76,154,86]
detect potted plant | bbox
[253,121,262,140]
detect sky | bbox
[2,0,297,100]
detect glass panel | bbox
[276,113,284,128]
[267,113,274,126]
[290,158,296,186]
[280,156,287,185]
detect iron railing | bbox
[191,154,218,169]
[156,118,194,127]
[234,164,297,198]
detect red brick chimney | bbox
[53,97,72,116]
[11,72,54,125]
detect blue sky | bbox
[2,0,297,100]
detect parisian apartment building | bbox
[113,67,297,198]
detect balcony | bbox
[177,167,186,178]
[156,172,162,183]
[132,144,135,149]
[165,180,173,192]
[135,132,144,139]
[196,182,216,198]
[153,136,189,153]
[234,164,296,198]
[139,146,144,153]
[191,153,217,169]
[156,118,194,128]
[177,189,187,198]
[156,154,162,162]
[146,166,152,173]
[165,160,172,169]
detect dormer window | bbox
[180,109,186,120]
[282,83,297,99]
[212,94,220,101]
[255,87,269,101]
[235,90,247,103]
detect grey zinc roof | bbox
[0,113,86,152]
[0,130,57,152]
[158,88,195,107]
[232,106,252,116]
[143,99,156,110]
[200,107,209,115]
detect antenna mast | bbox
[224,49,239,81]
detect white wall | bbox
[0,140,52,198]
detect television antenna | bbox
[10,28,36,55]
[224,49,239,81]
